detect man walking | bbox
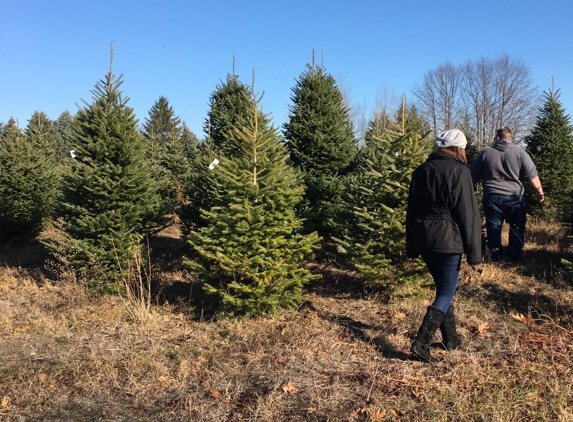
[470,127,545,261]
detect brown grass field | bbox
[1,218,572,421]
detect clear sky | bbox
[1,0,572,138]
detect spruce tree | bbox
[25,111,63,213]
[283,61,357,243]
[26,111,60,159]
[338,113,433,288]
[142,96,191,212]
[56,67,166,289]
[186,92,319,316]
[54,110,75,160]
[181,73,270,232]
[0,117,60,240]
[204,74,269,153]
[526,88,573,219]
[181,121,200,163]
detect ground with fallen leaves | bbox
[1,219,572,421]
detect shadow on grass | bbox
[301,301,413,361]
[0,238,53,282]
[480,281,573,327]
[148,232,190,273]
[302,260,367,298]
[521,222,573,284]
[512,246,573,286]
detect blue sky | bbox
[1,0,572,137]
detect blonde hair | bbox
[438,147,467,164]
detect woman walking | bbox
[406,129,482,362]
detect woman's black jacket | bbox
[406,152,482,265]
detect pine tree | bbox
[143,96,182,144]
[338,111,433,288]
[181,121,200,163]
[54,110,75,160]
[181,73,271,232]
[204,74,270,153]
[26,111,60,158]
[143,96,191,212]
[25,111,63,213]
[526,88,573,219]
[56,67,167,289]
[283,61,357,242]
[0,117,60,240]
[186,91,319,316]
[54,110,74,157]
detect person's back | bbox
[471,139,536,196]
[470,127,544,261]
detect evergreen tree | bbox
[526,88,573,219]
[181,73,271,232]
[56,69,167,289]
[54,110,75,160]
[338,115,433,288]
[283,61,358,242]
[181,121,201,163]
[0,117,60,240]
[186,96,319,316]
[204,74,272,153]
[25,111,63,211]
[142,96,191,212]
[26,111,59,153]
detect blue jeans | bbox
[421,252,461,314]
[483,194,526,260]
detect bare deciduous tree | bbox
[337,75,367,140]
[491,54,539,143]
[413,61,461,136]
[413,55,539,148]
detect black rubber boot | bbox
[410,306,446,363]
[440,304,462,351]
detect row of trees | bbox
[1,52,572,316]
[412,54,539,147]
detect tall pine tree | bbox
[283,60,357,244]
[186,84,319,316]
[181,73,270,232]
[55,62,166,289]
[526,88,573,219]
[204,73,272,153]
[26,111,61,161]
[0,117,60,240]
[54,110,75,160]
[142,96,191,213]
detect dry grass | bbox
[1,219,573,421]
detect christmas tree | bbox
[283,58,357,243]
[181,73,270,232]
[0,116,60,240]
[526,88,573,219]
[143,96,191,213]
[55,57,166,289]
[187,82,319,316]
[338,104,433,287]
